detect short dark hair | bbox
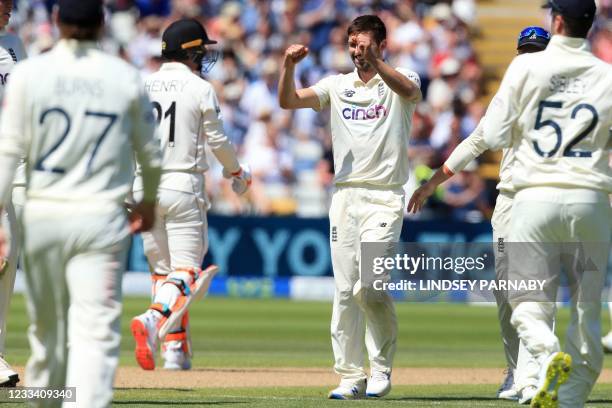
[553,11,594,38]
[58,21,102,41]
[347,15,386,44]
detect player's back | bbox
[144,63,212,174]
[510,36,612,192]
[12,40,146,205]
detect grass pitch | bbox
[5,295,612,406]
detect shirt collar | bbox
[351,68,381,86]
[548,35,591,53]
[55,39,99,52]
[160,62,192,72]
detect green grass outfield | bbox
[5,295,612,406]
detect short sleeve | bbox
[309,75,334,111]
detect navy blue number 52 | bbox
[533,100,598,158]
[35,107,118,174]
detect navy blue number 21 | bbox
[533,100,598,158]
[35,107,118,174]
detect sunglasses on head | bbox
[518,26,551,42]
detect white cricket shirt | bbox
[0,40,161,207]
[484,35,612,193]
[311,67,420,187]
[135,62,239,194]
[0,31,26,187]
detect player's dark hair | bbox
[347,15,387,44]
[552,11,594,38]
[58,21,103,41]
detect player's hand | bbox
[284,44,309,66]
[356,33,380,65]
[129,201,156,233]
[407,182,436,214]
[223,164,252,195]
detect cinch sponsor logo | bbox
[342,104,387,121]
[0,72,9,86]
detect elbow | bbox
[279,98,292,110]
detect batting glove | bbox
[223,164,252,195]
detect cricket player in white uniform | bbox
[279,15,421,399]
[408,26,551,404]
[0,0,26,387]
[130,18,250,371]
[483,1,611,406]
[0,1,162,406]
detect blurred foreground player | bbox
[0,0,162,406]
[0,0,26,387]
[484,0,611,406]
[130,18,250,371]
[279,15,421,399]
[408,26,551,404]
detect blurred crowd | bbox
[6,0,612,221]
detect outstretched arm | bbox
[278,44,321,110]
[408,119,488,213]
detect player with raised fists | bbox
[0,0,162,405]
[0,0,26,388]
[280,15,421,400]
[408,26,551,404]
[130,18,250,371]
[483,1,611,406]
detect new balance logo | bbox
[342,89,355,97]
[380,223,387,227]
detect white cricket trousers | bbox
[491,191,538,390]
[508,187,610,408]
[135,187,207,352]
[329,185,404,381]
[136,188,208,277]
[0,186,25,355]
[22,200,130,408]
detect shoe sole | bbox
[131,319,155,370]
[0,374,19,388]
[158,265,218,340]
[530,352,572,408]
[328,392,362,400]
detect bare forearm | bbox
[429,166,453,188]
[278,63,298,109]
[372,59,421,102]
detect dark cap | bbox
[58,0,104,27]
[542,0,596,20]
[161,19,217,57]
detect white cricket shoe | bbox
[130,310,160,370]
[328,378,366,400]
[162,341,192,371]
[518,385,537,405]
[603,332,612,354]
[0,355,18,387]
[366,371,391,398]
[530,352,572,408]
[497,368,519,400]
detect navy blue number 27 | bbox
[533,100,598,158]
[35,107,117,174]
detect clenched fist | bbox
[284,44,309,66]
